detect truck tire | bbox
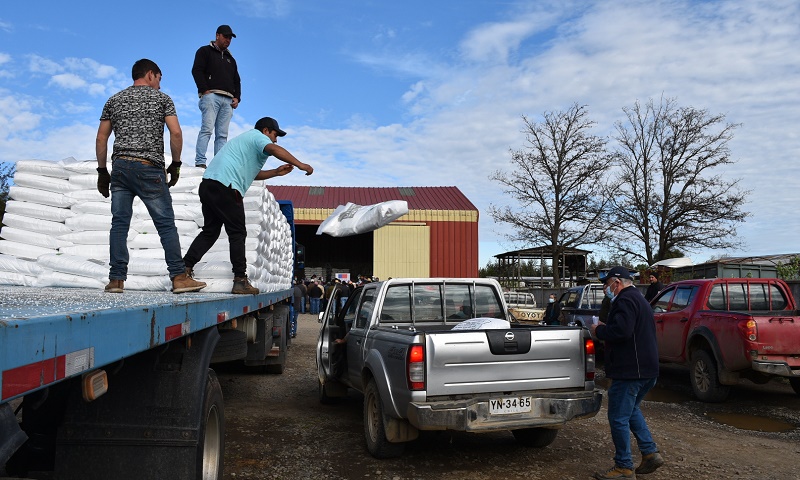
[789,377,800,396]
[690,349,730,402]
[199,369,225,480]
[363,379,404,458]
[265,308,290,374]
[512,427,559,448]
[210,329,248,364]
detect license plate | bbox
[489,396,532,415]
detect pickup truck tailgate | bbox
[754,315,800,355]
[424,327,586,396]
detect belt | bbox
[117,155,154,166]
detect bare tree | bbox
[489,104,613,286]
[609,96,749,265]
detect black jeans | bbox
[184,179,248,277]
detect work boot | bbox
[104,279,124,293]
[593,465,636,479]
[636,452,664,475]
[172,273,206,294]
[232,276,259,295]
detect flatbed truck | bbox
[0,285,292,479]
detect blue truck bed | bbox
[0,286,292,404]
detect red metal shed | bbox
[268,186,479,279]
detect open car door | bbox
[316,288,347,402]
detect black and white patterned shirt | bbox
[99,85,178,169]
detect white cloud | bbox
[27,54,63,75]
[49,73,87,90]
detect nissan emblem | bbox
[504,331,515,341]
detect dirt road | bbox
[219,313,800,479]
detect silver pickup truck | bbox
[316,278,602,458]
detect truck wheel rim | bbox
[367,392,379,441]
[694,359,710,392]
[203,403,222,479]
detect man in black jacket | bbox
[644,273,665,302]
[590,266,664,479]
[192,24,241,168]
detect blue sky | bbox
[1,0,798,269]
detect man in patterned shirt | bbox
[96,58,206,294]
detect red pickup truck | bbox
[651,278,800,402]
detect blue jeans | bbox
[195,93,233,166]
[109,159,185,280]
[300,296,307,313]
[340,296,348,308]
[309,298,321,314]
[606,378,658,469]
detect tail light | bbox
[585,338,596,381]
[407,344,425,390]
[743,319,757,342]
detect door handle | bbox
[680,317,689,323]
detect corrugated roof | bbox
[267,186,477,211]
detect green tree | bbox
[0,161,16,226]
[489,104,613,287]
[608,96,749,265]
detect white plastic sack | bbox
[68,173,100,190]
[3,213,72,236]
[0,254,45,276]
[37,253,108,278]
[451,318,512,330]
[12,172,77,194]
[58,230,111,245]
[0,271,38,287]
[59,244,110,261]
[127,257,169,276]
[124,275,171,292]
[71,201,111,215]
[36,270,104,289]
[5,201,76,222]
[61,159,101,174]
[192,261,256,279]
[65,189,105,203]
[65,213,112,231]
[0,226,73,249]
[316,200,408,237]
[8,186,75,208]
[15,160,70,179]
[0,241,57,261]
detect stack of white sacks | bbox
[0,159,293,293]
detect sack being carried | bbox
[316,200,408,237]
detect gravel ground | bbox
[219,313,800,480]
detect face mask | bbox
[605,286,615,300]
[548,298,555,303]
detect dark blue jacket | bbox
[596,285,659,380]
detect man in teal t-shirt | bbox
[183,116,313,294]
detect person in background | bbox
[182,116,313,294]
[298,278,308,313]
[590,266,663,479]
[291,280,303,337]
[543,293,560,325]
[644,273,665,302]
[96,58,205,295]
[308,280,323,314]
[192,24,241,168]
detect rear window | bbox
[706,282,789,311]
[379,282,505,324]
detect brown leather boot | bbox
[104,279,124,293]
[172,273,206,294]
[231,276,259,295]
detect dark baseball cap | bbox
[602,266,633,284]
[216,25,236,38]
[254,117,287,136]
